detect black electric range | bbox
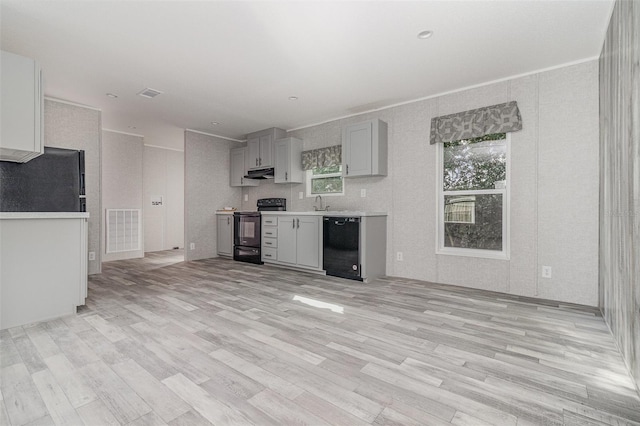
[233,198,286,264]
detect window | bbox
[437,133,509,258]
[306,165,344,196]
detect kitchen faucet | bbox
[314,195,329,211]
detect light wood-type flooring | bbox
[2,250,639,425]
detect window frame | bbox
[435,133,511,260]
[305,166,345,197]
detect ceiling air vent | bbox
[137,87,163,99]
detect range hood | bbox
[245,167,274,180]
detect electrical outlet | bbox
[542,266,552,279]
[88,251,95,261]
[361,189,366,198]
[396,251,403,261]
[190,243,195,250]
[244,194,248,202]
[299,191,304,199]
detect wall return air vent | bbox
[137,87,163,98]
[106,209,141,253]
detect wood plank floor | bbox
[2,250,639,426]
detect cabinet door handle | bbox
[292,219,295,229]
[259,157,262,166]
[227,217,230,225]
[285,172,288,181]
[296,218,300,228]
[346,164,349,175]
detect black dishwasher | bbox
[323,216,362,281]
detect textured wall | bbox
[143,145,184,252]
[242,61,600,306]
[44,99,102,274]
[599,0,640,392]
[537,63,600,303]
[101,130,144,262]
[184,131,241,261]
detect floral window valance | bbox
[301,145,341,170]
[429,101,522,145]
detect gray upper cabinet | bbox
[246,127,286,170]
[274,137,303,184]
[342,119,388,177]
[1,50,44,163]
[230,147,259,187]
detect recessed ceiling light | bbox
[106,93,118,98]
[288,96,298,101]
[417,30,434,39]
[211,121,219,126]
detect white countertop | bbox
[260,211,387,217]
[0,212,90,219]
[215,210,236,215]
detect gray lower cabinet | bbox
[216,214,233,257]
[276,217,297,264]
[262,215,322,270]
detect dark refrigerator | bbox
[0,147,86,212]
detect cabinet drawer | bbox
[263,217,277,226]
[262,237,277,248]
[262,227,277,238]
[262,247,277,261]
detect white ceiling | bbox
[1,1,614,145]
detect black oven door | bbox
[233,246,262,264]
[234,213,261,248]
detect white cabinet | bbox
[0,50,44,163]
[246,127,286,170]
[261,215,322,270]
[274,137,303,184]
[0,213,88,330]
[230,147,259,187]
[216,213,234,257]
[342,119,388,177]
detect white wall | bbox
[44,99,102,274]
[143,145,184,252]
[101,130,144,262]
[184,131,242,261]
[240,60,600,306]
